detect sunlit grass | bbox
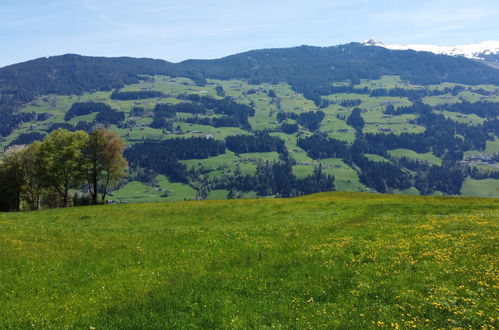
[1,192,497,328]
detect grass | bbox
[240,152,280,162]
[320,158,368,192]
[461,178,499,198]
[356,75,423,90]
[0,192,497,328]
[389,148,442,166]
[362,112,425,135]
[110,175,197,202]
[365,153,391,163]
[206,189,229,200]
[323,93,411,110]
[434,110,485,125]
[110,181,168,203]
[393,187,421,195]
[486,138,499,154]
[181,151,239,171]
[423,94,461,106]
[320,113,356,143]
[292,164,315,178]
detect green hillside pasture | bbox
[173,124,250,140]
[67,112,98,125]
[110,175,197,202]
[457,90,499,103]
[155,175,197,202]
[434,110,485,125]
[423,94,461,106]
[243,91,279,131]
[181,151,236,173]
[356,75,423,90]
[464,150,483,158]
[323,93,411,111]
[126,126,165,140]
[122,76,218,96]
[21,94,78,116]
[205,189,229,200]
[320,158,368,192]
[486,138,499,154]
[238,162,258,176]
[207,79,316,125]
[206,79,279,130]
[181,151,259,178]
[320,113,356,143]
[270,132,315,164]
[362,112,425,135]
[275,156,367,192]
[0,124,47,151]
[292,164,315,178]
[272,84,317,112]
[365,153,391,163]
[240,152,280,163]
[426,82,466,92]
[389,148,442,166]
[0,193,497,328]
[461,178,499,198]
[110,181,169,203]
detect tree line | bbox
[64,102,125,125]
[0,128,127,211]
[123,135,336,198]
[225,133,286,154]
[296,132,467,195]
[111,90,166,100]
[276,111,325,131]
[208,156,335,198]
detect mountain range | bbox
[363,39,499,67]
[0,42,498,200]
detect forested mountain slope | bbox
[1,43,498,201]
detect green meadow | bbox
[389,148,442,166]
[0,192,497,329]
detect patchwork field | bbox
[1,75,498,201]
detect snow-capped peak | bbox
[362,39,499,60]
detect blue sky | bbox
[1,0,498,67]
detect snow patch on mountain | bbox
[362,39,499,60]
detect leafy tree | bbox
[0,145,27,211]
[280,122,299,134]
[9,132,46,146]
[225,133,285,154]
[215,85,225,97]
[346,108,365,132]
[37,129,89,207]
[18,142,44,210]
[84,128,127,204]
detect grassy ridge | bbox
[0,192,497,328]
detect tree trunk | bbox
[101,174,110,203]
[91,175,98,205]
[63,188,68,208]
[91,162,98,205]
[15,191,21,212]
